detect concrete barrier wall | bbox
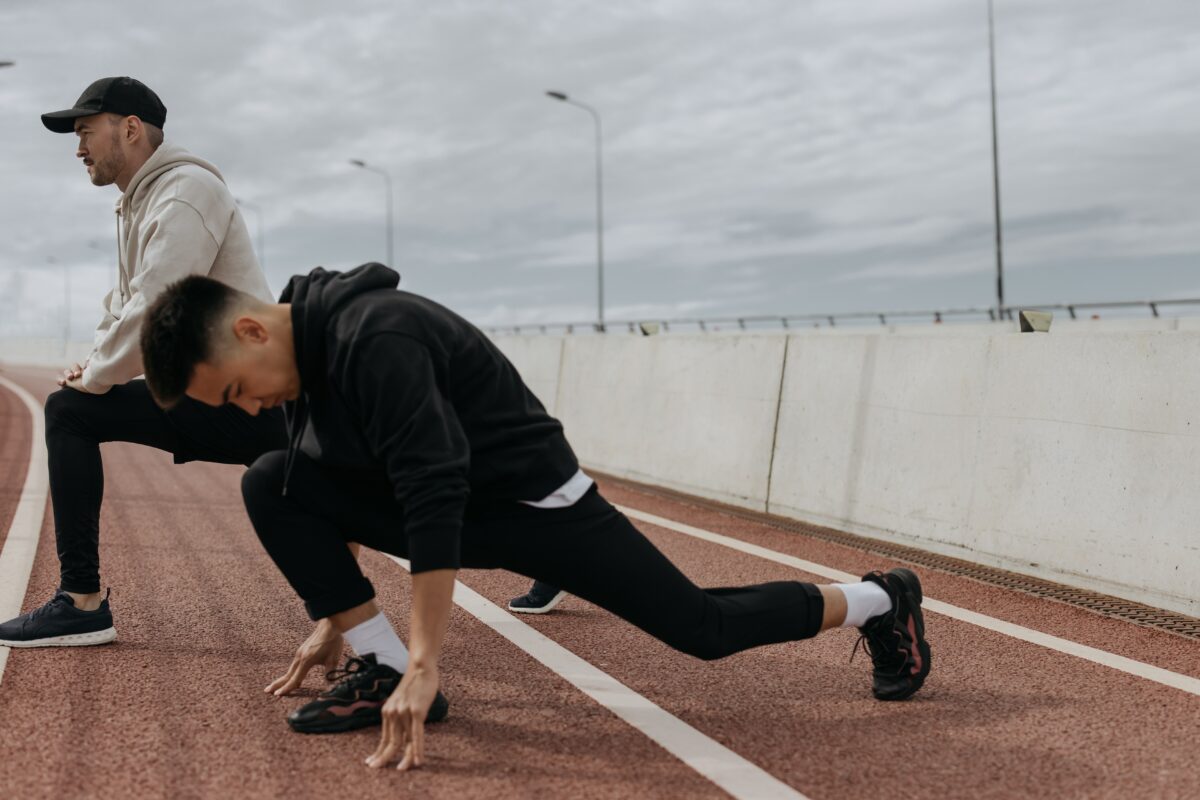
[552,335,787,509]
[491,336,566,416]
[7,329,1196,614]
[493,329,1199,616]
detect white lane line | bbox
[0,375,49,685]
[617,505,1200,698]
[385,555,808,800]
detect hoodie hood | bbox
[120,141,226,217]
[277,262,400,495]
[281,262,401,397]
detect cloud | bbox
[1,0,1198,340]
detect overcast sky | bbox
[1,0,1198,338]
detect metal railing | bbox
[484,298,1200,336]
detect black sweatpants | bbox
[45,381,288,594]
[241,451,824,661]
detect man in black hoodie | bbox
[139,264,932,772]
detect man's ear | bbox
[232,315,269,344]
[117,114,140,145]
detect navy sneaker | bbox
[854,568,931,701]
[0,589,117,648]
[288,653,450,734]
[508,580,567,614]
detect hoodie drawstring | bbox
[281,394,309,497]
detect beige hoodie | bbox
[81,141,273,394]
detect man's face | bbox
[74,113,126,187]
[186,319,302,416]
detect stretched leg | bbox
[478,489,824,659]
[45,380,287,595]
[242,456,928,698]
[45,384,183,595]
[0,382,287,649]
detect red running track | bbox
[0,364,1198,799]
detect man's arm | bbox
[267,541,365,696]
[81,200,224,393]
[346,334,471,575]
[367,568,455,770]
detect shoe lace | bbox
[322,656,379,693]
[26,594,72,622]
[850,616,906,674]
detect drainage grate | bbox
[598,473,1200,641]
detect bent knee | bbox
[44,387,87,430]
[241,450,289,505]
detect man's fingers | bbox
[398,716,425,771]
[267,659,302,695]
[367,710,400,768]
[397,743,416,772]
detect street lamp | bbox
[236,198,266,270]
[0,61,15,69]
[349,159,395,268]
[546,90,606,332]
[987,0,1005,320]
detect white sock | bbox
[342,613,410,673]
[833,581,893,628]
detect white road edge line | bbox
[0,375,49,685]
[385,554,808,800]
[616,505,1200,698]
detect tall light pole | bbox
[350,159,395,268]
[0,61,14,69]
[987,0,1005,320]
[546,90,606,332]
[236,198,265,270]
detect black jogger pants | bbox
[241,450,824,661]
[45,381,287,593]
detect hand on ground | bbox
[266,620,344,696]
[366,664,439,771]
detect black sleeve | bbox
[346,334,470,573]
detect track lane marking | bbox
[616,505,1200,698]
[385,555,808,800]
[0,375,49,685]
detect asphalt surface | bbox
[1,364,1198,799]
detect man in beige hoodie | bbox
[0,78,323,661]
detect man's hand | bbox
[265,619,344,696]
[365,567,455,771]
[366,663,440,771]
[58,362,88,390]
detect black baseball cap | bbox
[41,76,167,134]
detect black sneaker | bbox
[508,581,567,614]
[287,653,450,734]
[854,568,931,701]
[0,589,116,648]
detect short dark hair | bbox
[141,275,240,408]
[143,122,164,148]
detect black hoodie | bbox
[279,263,580,573]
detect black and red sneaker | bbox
[854,568,931,701]
[287,653,450,734]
